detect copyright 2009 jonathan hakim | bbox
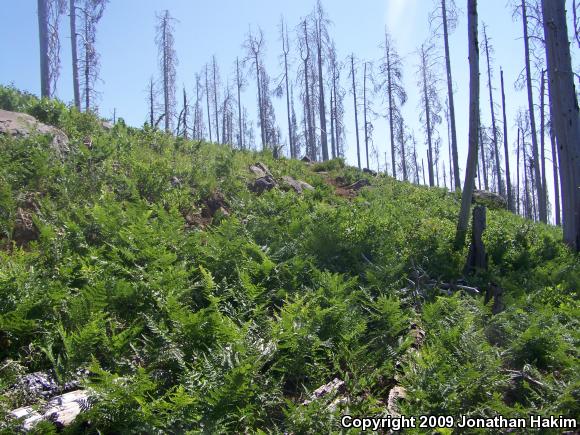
[340,414,578,431]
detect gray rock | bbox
[249,162,273,178]
[249,176,277,194]
[280,175,314,194]
[0,109,70,159]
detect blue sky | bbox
[1,0,578,222]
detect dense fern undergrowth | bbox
[0,86,578,433]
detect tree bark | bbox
[455,0,480,250]
[540,69,548,220]
[542,0,580,250]
[517,127,521,214]
[479,123,489,190]
[442,0,461,190]
[205,65,212,142]
[550,118,561,226]
[500,69,514,211]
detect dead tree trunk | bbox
[455,0,480,249]
[542,0,580,250]
[363,62,369,169]
[236,58,243,149]
[522,0,547,222]
[479,123,489,190]
[212,56,220,143]
[38,0,50,98]
[500,68,514,211]
[69,0,80,109]
[205,65,212,142]
[351,55,361,169]
[483,24,503,196]
[316,19,329,161]
[420,45,435,187]
[540,69,548,219]
[442,0,461,190]
[517,128,521,214]
[464,205,488,273]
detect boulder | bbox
[472,190,507,209]
[249,176,277,194]
[249,162,273,178]
[280,175,314,194]
[0,109,70,159]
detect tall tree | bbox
[245,27,266,151]
[482,23,504,196]
[350,54,362,169]
[455,0,480,249]
[298,20,315,159]
[542,0,580,251]
[519,0,547,222]
[431,0,461,189]
[380,30,407,179]
[38,0,50,98]
[69,0,80,109]
[500,68,514,211]
[313,0,330,161]
[417,42,442,187]
[156,9,177,132]
[363,61,370,169]
[205,65,212,142]
[192,72,205,140]
[211,55,220,143]
[279,17,294,158]
[236,57,244,149]
[78,0,107,111]
[549,120,561,225]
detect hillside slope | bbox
[0,87,578,433]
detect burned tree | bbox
[76,0,107,111]
[482,23,504,196]
[516,0,547,222]
[244,27,267,151]
[431,0,461,189]
[455,0,480,249]
[379,30,407,180]
[156,9,177,132]
[542,0,580,251]
[279,17,294,157]
[500,68,514,211]
[350,54,362,169]
[417,42,442,187]
[313,0,330,161]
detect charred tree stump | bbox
[485,282,505,315]
[464,205,488,274]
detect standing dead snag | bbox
[542,0,580,251]
[431,0,461,190]
[500,68,514,212]
[38,0,50,98]
[519,0,547,223]
[350,54,362,170]
[380,30,407,180]
[279,17,293,157]
[313,0,330,161]
[455,0,480,249]
[156,10,177,133]
[482,23,503,196]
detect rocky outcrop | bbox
[248,162,313,195]
[0,109,70,159]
